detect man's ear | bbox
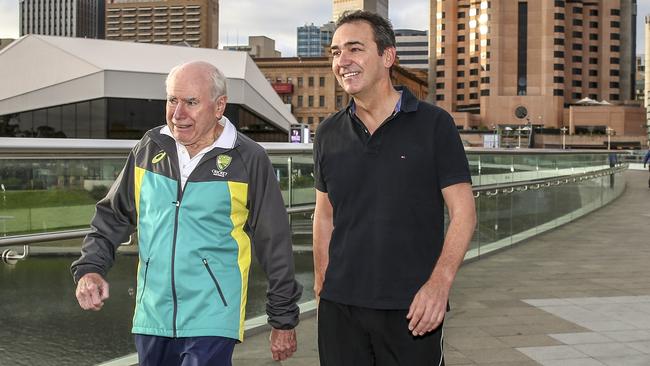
[383,47,397,68]
[215,95,228,116]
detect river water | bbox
[0,242,314,366]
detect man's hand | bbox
[75,273,110,311]
[406,278,449,336]
[269,328,297,361]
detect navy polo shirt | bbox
[313,87,471,309]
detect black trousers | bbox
[318,298,445,366]
[134,334,237,366]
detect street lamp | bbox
[560,127,568,150]
[606,127,614,150]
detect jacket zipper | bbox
[138,258,150,303]
[171,195,181,337]
[202,258,228,307]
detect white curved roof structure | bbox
[0,35,296,132]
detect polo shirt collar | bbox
[346,86,419,116]
[160,115,237,149]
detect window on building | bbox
[458,12,465,18]
[457,47,465,54]
[554,25,564,33]
[572,92,582,99]
[589,45,598,52]
[457,70,465,77]
[610,8,620,16]
[436,71,445,77]
[589,69,598,76]
[458,23,465,30]
[554,51,565,58]
[554,13,564,20]
[572,19,583,26]
[554,38,564,46]
[308,77,314,87]
[609,82,619,88]
[554,63,564,71]
[336,95,343,109]
[589,21,598,29]
[319,117,324,123]
[573,31,582,38]
[572,6,582,13]
[589,58,598,64]
[297,77,303,87]
[572,68,582,75]
[436,59,445,65]
[436,82,445,89]
[456,82,465,89]
[436,94,444,101]
[481,77,490,83]
[553,76,564,83]
[457,35,465,41]
[297,95,303,107]
[572,80,582,87]
[307,116,313,124]
[457,59,465,65]
[572,43,582,51]
[610,94,619,100]
[480,89,490,96]
[308,95,314,107]
[589,9,598,16]
[588,82,598,88]
[589,33,598,40]
[457,94,465,101]
[572,56,582,62]
[470,68,479,75]
[610,45,620,52]
[319,95,325,107]
[610,21,620,28]
[610,69,620,76]
[470,81,478,88]
[610,57,620,64]
[589,94,598,99]
[554,0,565,7]
[469,93,478,99]
[553,89,564,96]
[319,77,325,87]
[470,56,479,63]
[611,33,620,40]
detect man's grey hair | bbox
[166,61,227,100]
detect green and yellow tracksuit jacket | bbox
[71,125,302,341]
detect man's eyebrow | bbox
[330,40,365,51]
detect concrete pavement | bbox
[233,170,650,365]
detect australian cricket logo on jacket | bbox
[212,154,232,177]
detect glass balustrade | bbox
[0,140,629,365]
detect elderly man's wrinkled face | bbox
[165,65,226,150]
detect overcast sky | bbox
[0,0,648,57]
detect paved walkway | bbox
[233,171,650,365]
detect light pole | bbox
[560,127,568,149]
[606,127,614,150]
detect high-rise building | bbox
[297,22,334,57]
[395,29,428,69]
[332,0,388,22]
[19,0,104,38]
[105,0,219,48]
[636,55,645,102]
[430,0,640,133]
[224,36,281,58]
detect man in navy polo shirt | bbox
[313,10,477,366]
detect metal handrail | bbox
[0,205,318,248]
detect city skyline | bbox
[1,1,648,56]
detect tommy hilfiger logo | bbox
[212,154,232,177]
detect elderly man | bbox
[72,61,301,365]
[313,11,476,366]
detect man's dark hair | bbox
[335,10,396,55]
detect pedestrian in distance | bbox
[643,149,650,188]
[313,10,477,366]
[72,61,302,365]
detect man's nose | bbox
[172,102,185,120]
